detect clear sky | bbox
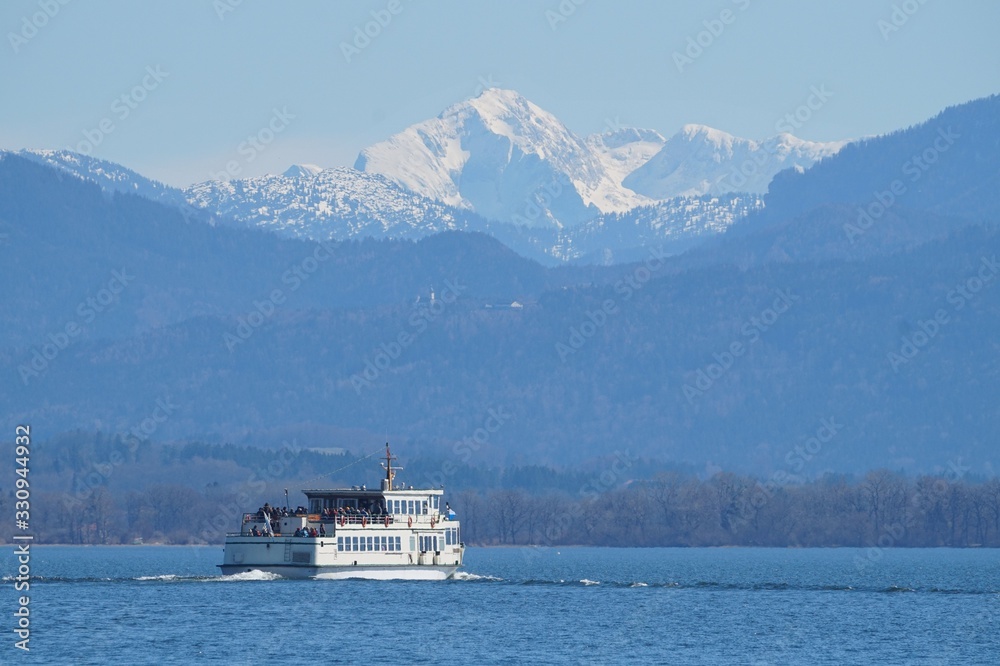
[2,0,998,187]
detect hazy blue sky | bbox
[2,0,998,186]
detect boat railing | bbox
[239,512,454,530]
[311,513,394,526]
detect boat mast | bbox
[381,442,402,491]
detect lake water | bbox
[3,546,998,664]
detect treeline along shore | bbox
[5,433,999,548]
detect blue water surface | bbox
[2,546,999,664]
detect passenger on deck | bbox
[319,524,326,537]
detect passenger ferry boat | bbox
[219,446,463,580]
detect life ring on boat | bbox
[384,515,390,528]
[361,517,367,528]
[340,515,346,527]
[430,517,436,528]
[407,516,413,528]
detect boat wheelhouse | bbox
[219,445,463,580]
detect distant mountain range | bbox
[10,88,840,264]
[356,88,654,224]
[355,89,843,224]
[13,147,761,265]
[2,92,999,475]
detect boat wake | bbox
[135,574,182,582]
[8,572,992,595]
[210,570,284,582]
[451,571,504,582]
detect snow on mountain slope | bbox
[623,125,845,199]
[14,149,188,206]
[355,88,654,227]
[184,164,759,263]
[553,193,764,263]
[585,127,666,189]
[184,166,477,241]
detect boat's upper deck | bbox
[301,486,446,518]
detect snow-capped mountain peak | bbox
[592,127,665,150]
[356,88,652,227]
[623,125,845,199]
[356,88,848,226]
[281,164,323,178]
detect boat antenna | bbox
[283,488,289,512]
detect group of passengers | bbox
[245,500,398,536]
[320,503,387,524]
[255,502,307,522]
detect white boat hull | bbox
[219,532,464,581]
[218,564,458,580]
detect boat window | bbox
[388,537,396,552]
[422,501,428,514]
[410,536,416,552]
[337,536,344,551]
[352,536,359,551]
[406,500,413,515]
